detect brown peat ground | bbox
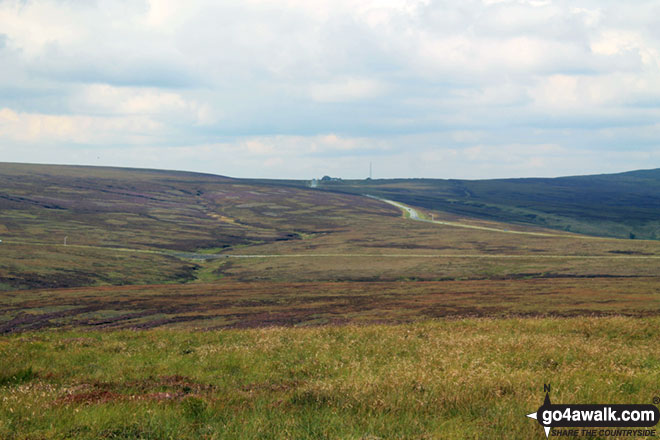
[1,163,659,439]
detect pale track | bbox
[3,240,659,260]
[369,195,591,238]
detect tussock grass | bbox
[1,317,659,439]
[0,367,35,387]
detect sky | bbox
[1,0,660,179]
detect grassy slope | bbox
[0,162,398,289]
[2,162,660,331]
[0,163,396,250]
[2,318,660,439]
[308,169,660,240]
[2,163,660,439]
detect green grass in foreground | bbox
[2,317,660,439]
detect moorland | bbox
[1,162,659,439]
[304,169,660,240]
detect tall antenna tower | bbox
[369,161,372,179]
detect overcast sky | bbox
[1,0,660,179]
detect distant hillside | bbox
[0,162,397,251]
[310,169,660,240]
[0,162,397,290]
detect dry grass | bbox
[1,317,659,439]
[2,164,660,438]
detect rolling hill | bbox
[1,161,660,331]
[310,168,660,240]
[3,162,660,293]
[0,162,398,290]
[2,163,660,440]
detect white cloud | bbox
[0,107,163,144]
[308,78,387,103]
[0,1,84,57]
[72,84,217,125]
[1,0,660,178]
[528,72,660,112]
[591,30,660,68]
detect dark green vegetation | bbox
[310,169,660,240]
[2,318,660,439]
[2,162,660,438]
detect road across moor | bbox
[3,197,658,260]
[369,195,580,238]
